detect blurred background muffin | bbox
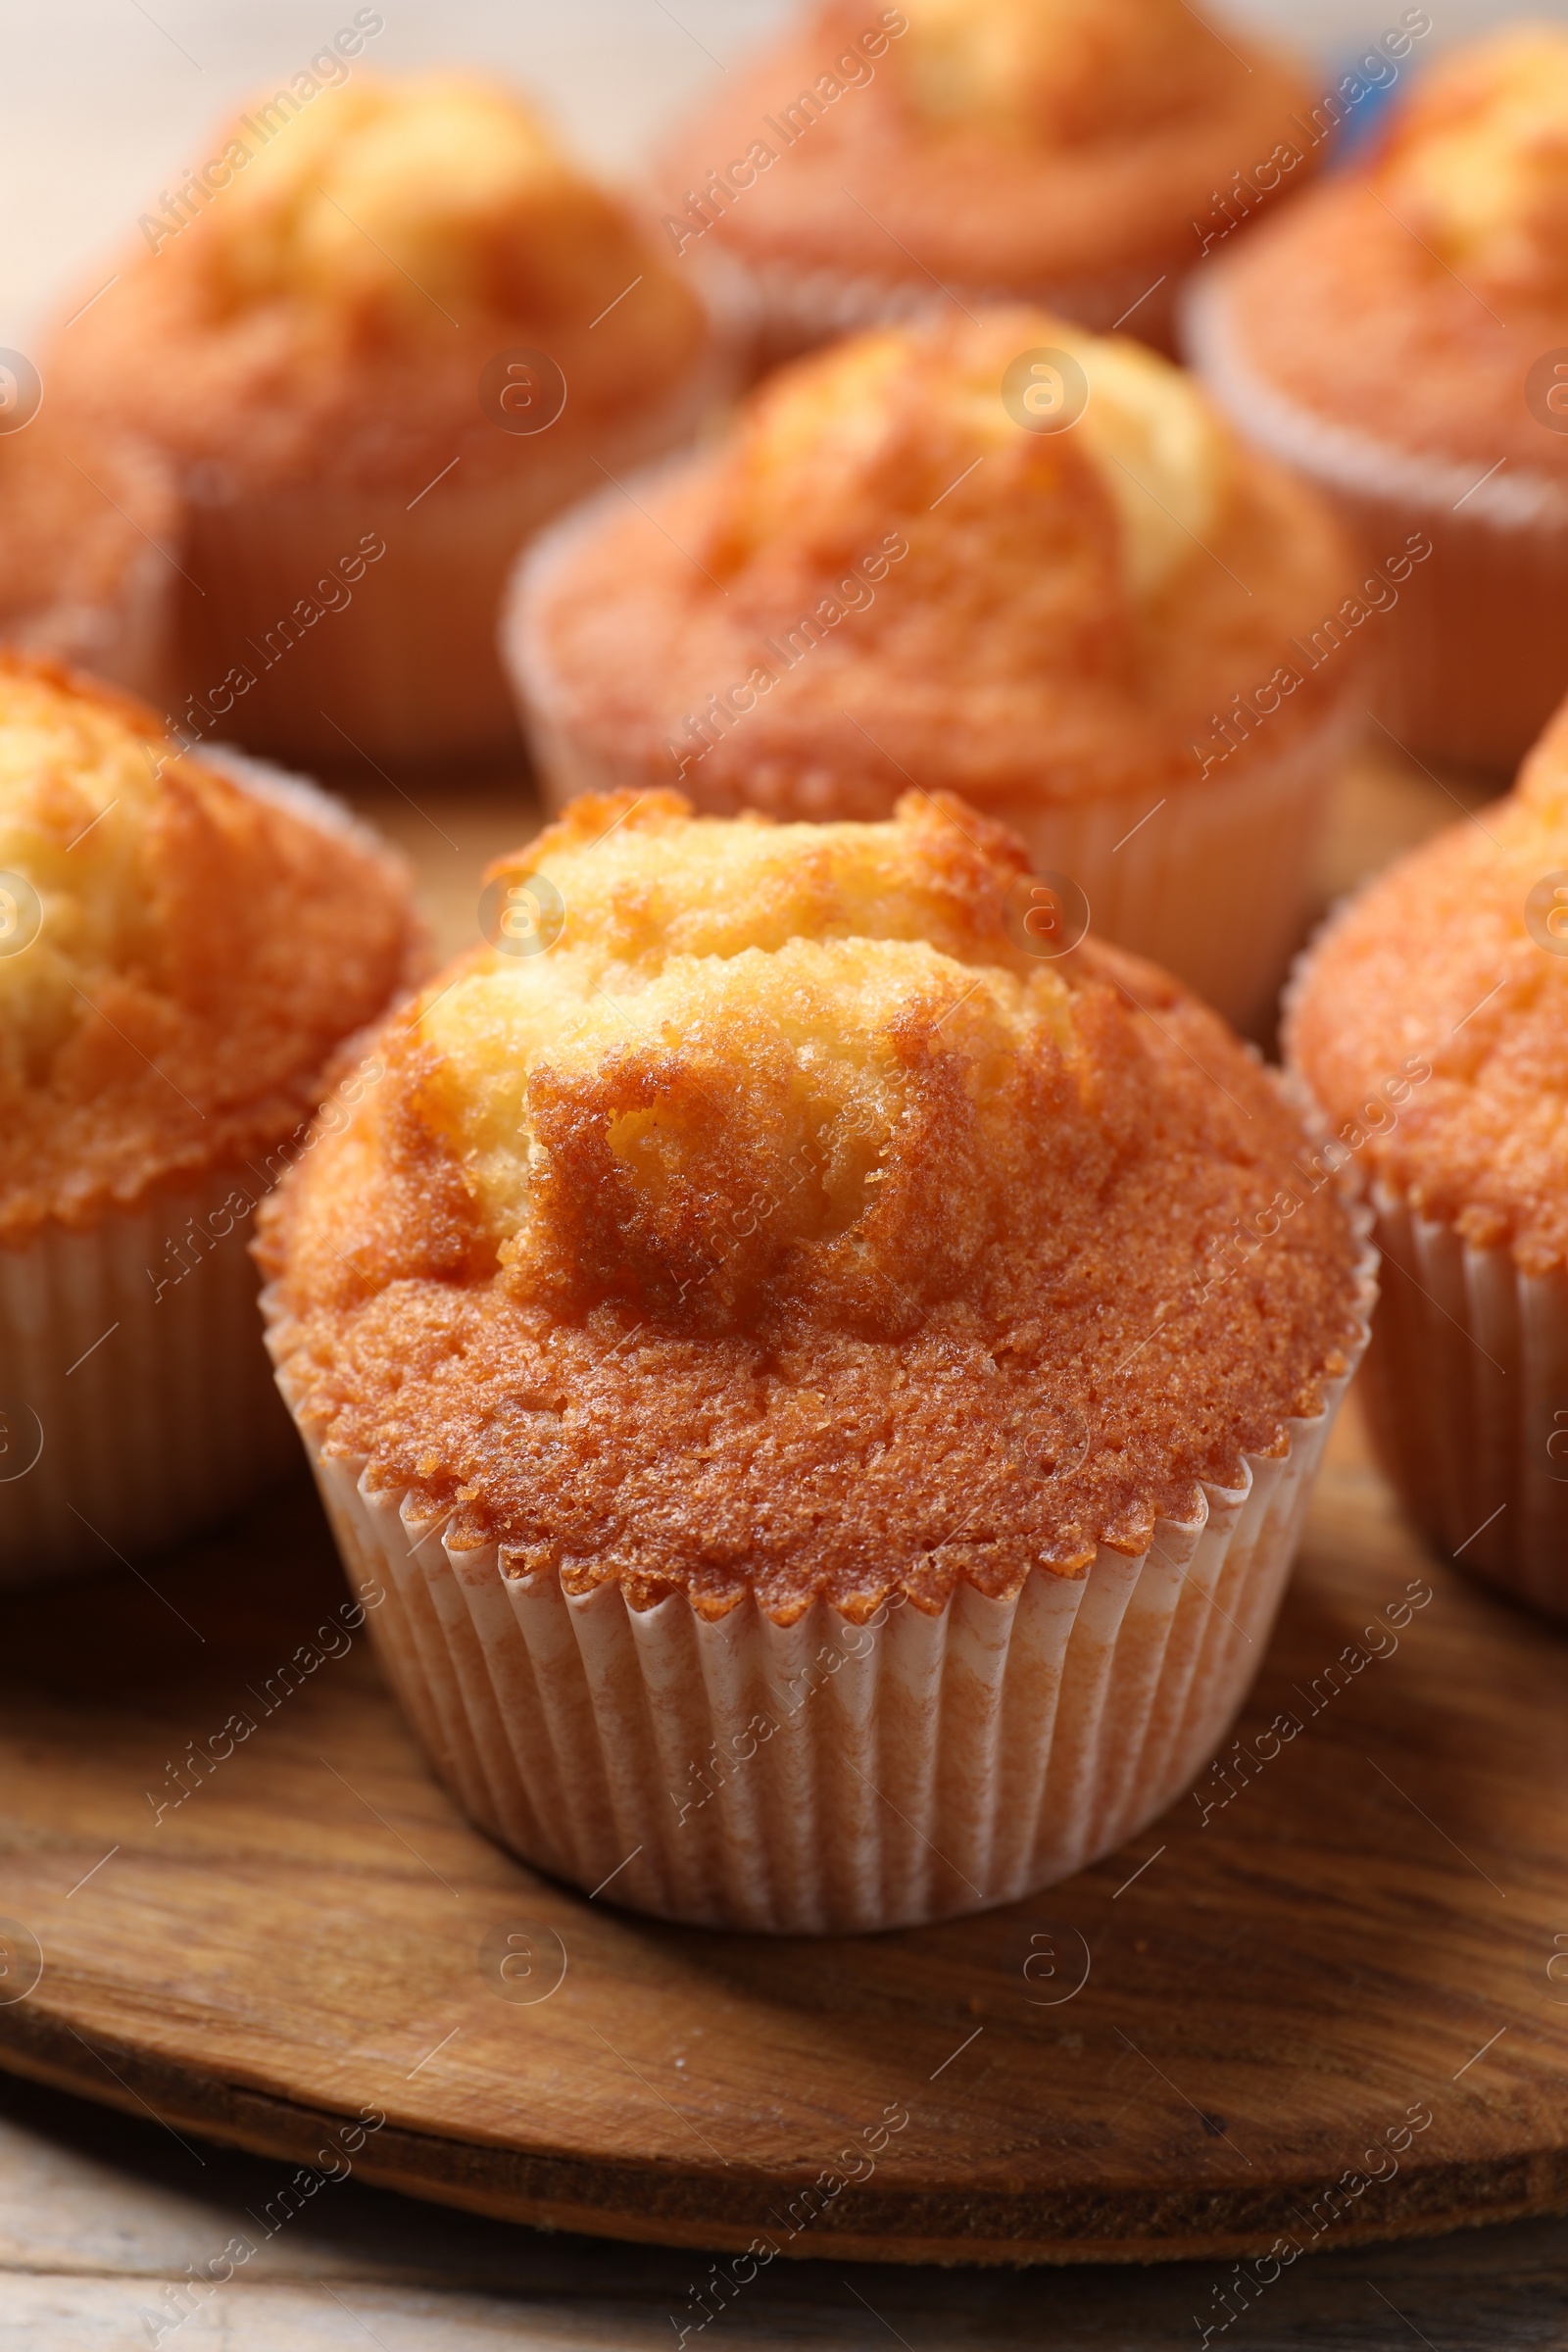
[0,418,176,701]
[507,307,1365,1034]
[0,657,422,1587]
[260,788,1371,1933]
[1186,25,1568,778]
[42,73,735,770]
[1285,695,1568,1622]
[653,0,1324,368]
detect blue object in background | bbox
[1321,41,1424,169]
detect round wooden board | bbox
[1,1397,1566,2268]
[0,748,1553,2270]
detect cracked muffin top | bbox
[514,308,1358,817]
[655,0,1318,299]
[261,788,1365,1623]
[48,73,710,494]
[0,658,421,1240]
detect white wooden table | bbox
[3,2065,1567,2348]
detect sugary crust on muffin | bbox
[520,313,1358,814]
[654,0,1317,292]
[1286,701,1568,1275]
[262,789,1363,1622]
[0,658,422,1240]
[1208,36,1568,476]
[47,75,710,496]
[0,422,174,633]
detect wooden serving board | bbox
[2,752,1560,2271]
[0,1400,1566,2267]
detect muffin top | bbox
[0,660,421,1241]
[1202,27,1568,474]
[262,790,1365,1624]
[656,0,1316,294]
[1382,26,1568,296]
[48,74,709,493]
[897,0,1234,142]
[1286,701,1568,1275]
[518,309,1357,815]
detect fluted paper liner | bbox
[172,316,744,769]
[1184,269,1568,773]
[1348,1181,1568,1621]
[504,465,1361,1036]
[0,1165,296,1587]
[273,1253,1372,1933]
[684,246,1182,372]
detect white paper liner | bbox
[972,701,1361,1039]
[1183,270,1568,772]
[688,246,1183,372]
[504,466,1361,1036]
[0,755,409,1591]
[168,325,743,770]
[274,1238,1372,1934]
[0,1164,296,1589]
[1340,1181,1568,1621]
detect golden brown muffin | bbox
[0,657,423,1586]
[1186,25,1568,771]
[44,74,728,764]
[0,418,175,698]
[265,786,1362,1597]
[506,308,1365,1031]
[1288,784,1568,1272]
[1286,695,1568,1617]
[261,790,1369,1930]
[654,0,1324,364]
[0,662,419,1240]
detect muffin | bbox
[1286,699,1568,1621]
[653,0,1323,368]
[0,416,176,701]
[43,74,734,768]
[505,308,1366,1036]
[0,658,422,1587]
[1185,26,1568,774]
[259,789,1371,1934]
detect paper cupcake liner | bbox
[167,330,742,772]
[1183,270,1568,774]
[961,701,1361,1040]
[505,468,1361,1037]
[0,1164,297,1589]
[271,1234,1371,1934]
[687,246,1183,373]
[1344,1181,1568,1621]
